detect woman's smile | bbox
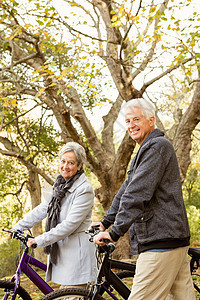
[60,151,81,181]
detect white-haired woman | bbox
[12,142,97,288]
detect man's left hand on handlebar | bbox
[93,231,114,246]
[89,222,106,232]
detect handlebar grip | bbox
[2,228,13,233]
[102,238,110,244]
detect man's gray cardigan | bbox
[102,129,190,255]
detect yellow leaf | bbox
[11,99,17,105]
[39,88,45,94]
[112,16,118,22]
[110,20,122,27]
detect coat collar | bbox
[68,173,86,193]
[140,128,165,147]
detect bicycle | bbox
[189,247,200,298]
[0,229,54,300]
[41,225,136,300]
[41,226,200,300]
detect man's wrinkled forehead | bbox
[124,106,142,118]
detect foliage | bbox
[0,0,200,259]
[0,103,63,225]
[92,199,105,222]
[183,164,200,209]
[186,205,200,246]
[0,238,19,279]
[183,162,200,245]
[0,157,29,228]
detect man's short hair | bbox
[123,98,155,119]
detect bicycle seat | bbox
[188,247,200,257]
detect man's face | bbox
[59,151,82,181]
[125,107,155,145]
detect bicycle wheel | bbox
[41,288,105,300]
[193,281,200,299]
[0,279,32,300]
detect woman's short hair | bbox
[123,98,156,119]
[59,142,86,166]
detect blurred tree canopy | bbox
[0,0,200,256]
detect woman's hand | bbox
[93,231,114,246]
[8,229,16,239]
[27,237,37,248]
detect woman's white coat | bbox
[14,173,97,285]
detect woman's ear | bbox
[77,163,82,171]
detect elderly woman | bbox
[12,142,97,288]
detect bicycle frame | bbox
[92,245,200,300]
[7,247,53,300]
[91,245,136,300]
[189,247,200,294]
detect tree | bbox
[0,0,200,258]
[183,164,200,208]
[0,157,28,228]
[0,106,62,260]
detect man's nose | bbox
[129,119,136,127]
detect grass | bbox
[1,269,60,300]
[1,269,200,299]
[193,274,200,300]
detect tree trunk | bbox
[27,170,46,263]
[0,0,199,261]
[173,70,200,183]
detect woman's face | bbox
[59,151,82,181]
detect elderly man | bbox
[93,98,195,300]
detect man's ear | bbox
[149,116,155,127]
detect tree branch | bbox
[2,180,29,198]
[0,140,54,186]
[140,56,194,93]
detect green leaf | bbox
[57,89,62,95]
[3,41,9,51]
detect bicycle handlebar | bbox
[2,228,37,248]
[85,225,115,254]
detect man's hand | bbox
[27,237,37,248]
[93,231,114,246]
[89,222,106,232]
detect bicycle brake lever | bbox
[26,234,34,239]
